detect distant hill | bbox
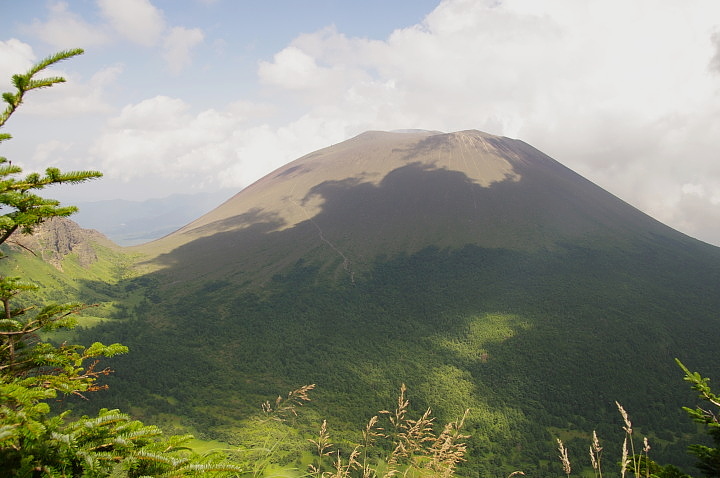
[68,130,720,475]
[72,190,235,246]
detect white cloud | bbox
[97,0,165,46]
[259,47,324,90]
[0,39,35,89]
[96,0,205,72]
[248,0,720,244]
[90,95,348,194]
[682,183,706,197]
[20,64,122,117]
[258,43,374,109]
[109,95,189,129]
[93,96,239,182]
[31,139,73,165]
[17,0,206,76]
[256,0,719,141]
[162,26,204,74]
[21,1,109,49]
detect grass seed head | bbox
[615,401,633,435]
[557,438,571,476]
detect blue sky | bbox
[2,1,720,245]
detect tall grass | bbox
[307,384,470,478]
[234,361,718,478]
[556,402,688,478]
[247,383,470,478]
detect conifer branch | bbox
[0,48,83,128]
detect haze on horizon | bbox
[1,1,720,246]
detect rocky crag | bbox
[9,217,116,270]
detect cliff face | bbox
[10,217,115,270]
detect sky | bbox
[2,1,720,245]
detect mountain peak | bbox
[145,130,519,241]
[136,129,694,285]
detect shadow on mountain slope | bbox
[74,233,720,472]
[139,160,696,290]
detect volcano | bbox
[89,130,720,473]
[136,130,693,285]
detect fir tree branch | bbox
[0,48,84,128]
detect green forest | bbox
[2,51,720,478]
[78,241,720,476]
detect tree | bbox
[0,49,242,477]
[677,358,720,477]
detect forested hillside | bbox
[78,234,720,475]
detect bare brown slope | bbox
[134,130,696,284]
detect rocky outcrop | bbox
[9,217,115,270]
